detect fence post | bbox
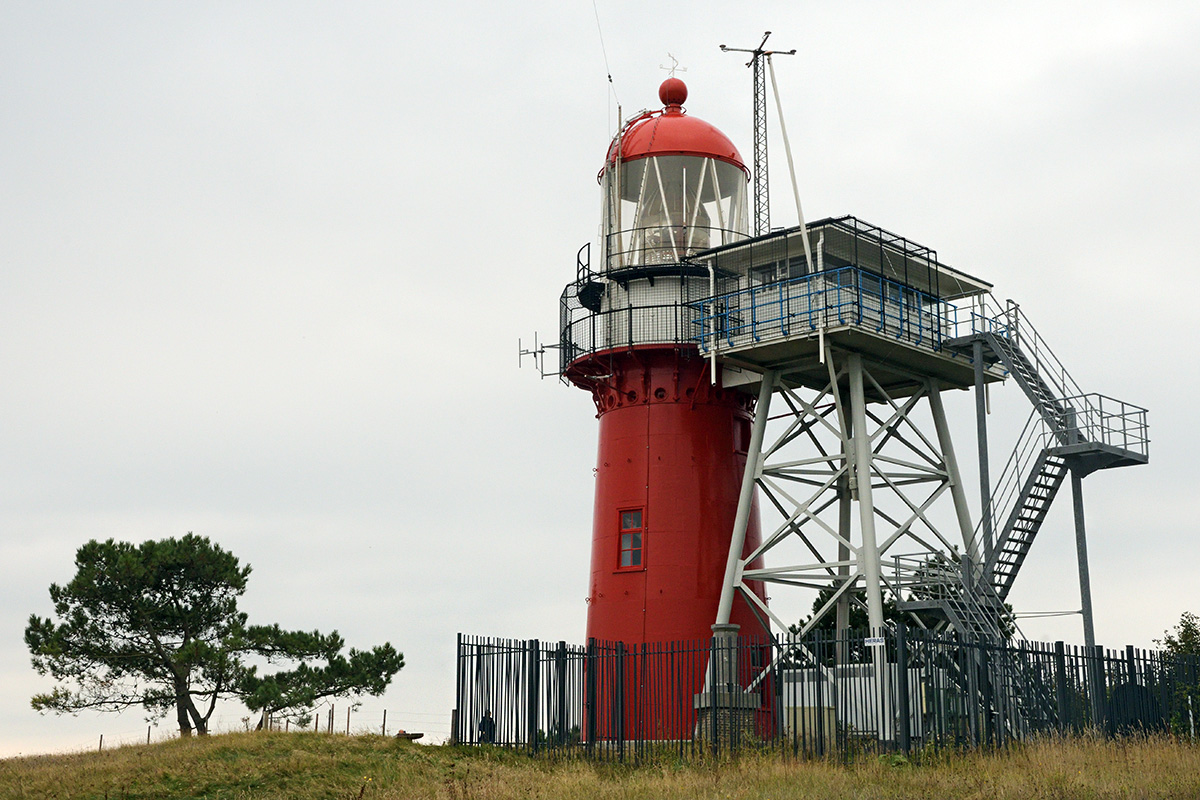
[585,639,597,752]
[979,644,994,748]
[1125,644,1141,728]
[382,709,387,737]
[709,633,719,755]
[555,641,568,747]
[616,641,626,762]
[1054,641,1068,733]
[1089,646,1107,735]
[454,633,463,744]
[528,639,541,753]
[896,623,911,754]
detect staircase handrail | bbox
[1050,393,1149,458]
[974,407,1053,555]
[891,554,1013,641]
[962,294,1085,403]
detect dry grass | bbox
[1,731,1198,800]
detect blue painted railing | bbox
[692,265,957,355]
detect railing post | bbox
[896,623,911,754]
[856,268,863,325]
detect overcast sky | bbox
[3,1,1198,757]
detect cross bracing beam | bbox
[716,349,980,642]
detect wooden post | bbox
[382,709,387,736]
[147,726,151,745]
[98,734,103,752]
[346,706,351,734]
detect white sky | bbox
[2,1,1198,757]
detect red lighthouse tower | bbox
[562,78,769,647]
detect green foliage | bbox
[793,585,903,635]
[1155,611,1200,735]
[1156,611,1200,659]
[25,534,403,736]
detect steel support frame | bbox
[717,350,979,642]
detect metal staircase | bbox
[988,450,1068,599]
[893,553,1057,744]
[948,297,1148,607]
[892,554,1010,641]
[895,296,1148,638]
[982,335,1073,443]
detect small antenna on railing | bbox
[519,333,562,380]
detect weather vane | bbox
[659,53,687,78]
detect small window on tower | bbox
[618,508,644,569]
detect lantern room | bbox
[600,78,751,271]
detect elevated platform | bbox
[693,264,1006,398]
[719,326,1004,399]
[559,216,998,386]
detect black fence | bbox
[454,627,1200,761]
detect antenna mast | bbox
[721,32,795,236]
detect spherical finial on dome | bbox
[659,77,687,108]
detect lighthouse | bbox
[471,61,1152,752]
[561,78,770,647]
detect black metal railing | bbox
[454,628,1200,761]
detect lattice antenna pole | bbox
[721,32,795,236]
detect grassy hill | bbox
[2,731,1199,799]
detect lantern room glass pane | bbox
[604,155,749,269]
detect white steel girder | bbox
[714,348,978,639]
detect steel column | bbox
[715,369,777,626]
[848,354,884,632]
[848,353,893,741]
[929,379,980,567]
[974,339,992,561]
[1071,467,1096,651]
[836,411,852,643]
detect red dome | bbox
[604,79,747,175]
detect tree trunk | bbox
[175,686,194,737]
[175,676,209,736]
[190,704,209,736]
